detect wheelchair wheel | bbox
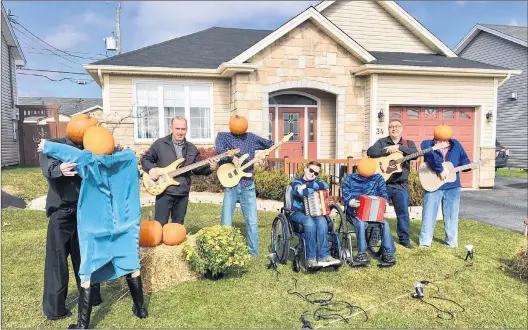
[271,214,290,264]
[293,255,301,273]
[366,224,382,257]
[329,203,348,236]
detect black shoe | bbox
[399,242,414,249]
[91,284,102,306]
[353,252,370,265]
[46,309,72,321]
[381,254,397,265]
[126,275,148,319]
[68,286,93,329]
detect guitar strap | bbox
[400,138,409,147]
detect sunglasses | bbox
[308,168,319,176]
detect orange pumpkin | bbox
[83,126,115,155]
[229,115,248,135]
[434,124,453,141]
[139,220,163,247]
[357,158,377,178]
[66,114,99,144]
[162,223,187,246]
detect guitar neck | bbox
[168,151,233,177]
[453,163,477,173]
[396,146,434,164]
[240,144,280,171]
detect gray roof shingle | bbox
[481,24,528,43]
[17,97,102,116]
[91,27,272,69]
[369,51,513,70]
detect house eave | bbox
[454,24,528,54]
[352,64,523,78]
[1,4,26,66]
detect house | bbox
[1,3,26,167]
[17,97,103,123]
[455,24,528,169]
[83,1,522,189]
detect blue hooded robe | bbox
[43,141,141,284]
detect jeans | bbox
[291,213,330,260]
[419,187,461,247]
[351,217,396,256]
[221,183,259,256]
[387,186,411,244]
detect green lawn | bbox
[1,203,526,329]
[1,166,48,201]
[496,168,528,179]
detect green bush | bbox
[254,165,290,201]
[408,167,424,206]
[182,225,251,277]
[191,172,223,193]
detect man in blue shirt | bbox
[215,119,274,256]
[419,126,471,248]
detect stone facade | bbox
[479,146,496,188]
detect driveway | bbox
[460,176,527,233]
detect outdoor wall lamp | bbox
[377,110,385,122]
[510,91,518,100]
[486,111,493,123]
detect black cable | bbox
[20,68,90,75]
[415,280,465,320]
[17,72,94,84]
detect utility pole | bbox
[116,3,121,54]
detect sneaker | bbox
[400,242,414,249]
[353,252,370,264]
[318,256,341,267]
[306,258,319,269]
[381,254,396,265]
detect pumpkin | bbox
[83,126,115,155]
[357,158,377,178]
[139,220,163,247]
[229,115,248,135]
[66,114,99,144]
[434,124,453,141]
[162,223,187,246]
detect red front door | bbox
[277,108,304,158]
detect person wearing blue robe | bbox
[39,139,148,329]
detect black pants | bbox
[155,194,189,225]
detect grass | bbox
[1,166,48,201]
[496,168,528,179]
[1,202,527,329]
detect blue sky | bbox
[4,1,527,99]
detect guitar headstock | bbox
[280,133,294,143]
[432,141,450,150]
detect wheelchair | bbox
[270,186,343,272]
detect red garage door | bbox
[389,106,475,188]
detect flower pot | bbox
[203,271,224,281]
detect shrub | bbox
[508,245,528,280]
[408,167,424,206]
[191,172,223,193]
[182,225,251,277]
[254,165,290,201]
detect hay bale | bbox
[139,235,198,293]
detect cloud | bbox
[130,1,318,48]
[43,27,90,50]
[508,18,520,26]
[455,1,467,6]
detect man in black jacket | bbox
[40,137,101,321]
[367,119,418,249]
[141,116,218,225]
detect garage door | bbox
[389,106,475,188]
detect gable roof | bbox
[454,24,528,53]
[91,27,272,69]
[17,97,102,116]
[315,1,457,57]
[1,4,26,66]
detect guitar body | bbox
[418,161,456,192]
[142,158,184,196]
[217,161,253,188]
[374,151,404,181]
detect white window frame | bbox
[132,80,215,144]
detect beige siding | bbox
[1,34,19,166]
[105,75,230,151]
[363,75,370,152]
[376,74,495,146]
[321,1,434,53]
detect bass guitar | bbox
[418,159,489,192]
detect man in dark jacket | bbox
[367,119,418,249]
[40,137,101,321]
[141,116,218,225]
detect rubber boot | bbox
[68,286,93,329]
[126,275,148,319]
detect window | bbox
[424,108,438,119]
[283,113,300,141]
[442,109,455,120]
[406,109,419,120]
[269,94,317,105]
[268,112,273,141]
[309,113,315,142]
[135,82,213,141]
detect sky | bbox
[4,1,527,100]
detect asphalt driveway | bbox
[460,176,527,233]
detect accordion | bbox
[356,195,386,222]
[303,190,331,216]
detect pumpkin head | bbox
[162,223,187,246]
[139,220,163,247]
[357,158,377,178]
[83,126,115,155]
[229,115,248,135]
[66,114,99,144]
[434,124,453,141]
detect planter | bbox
[203,271,225,281]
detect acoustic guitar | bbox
[142,149,240,196]
[374,141,449,181]
[418,159,489,192]
[217,133,294,188]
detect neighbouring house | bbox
[455,24,528,169]
[84,1,522,188]
[1,3,26,167]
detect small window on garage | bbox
[460,111,471,120]
[390,110,401,119]
[406,109,420,119]
[424,108,438,119]
[443,109,455,120]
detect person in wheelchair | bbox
[290,161,342,269]
[342,158,397,266]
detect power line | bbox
[17,72,95,84]
[16,35,81,71]
[25,50,103,61]
[19,68,90,75]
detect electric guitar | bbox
[142,149,240,196]
[374,141,449,181]
[418,159,489,192]
[217,133,294,188]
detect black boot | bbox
[68,286,93,329]
[126,275,148,319]
[91,283,102,306]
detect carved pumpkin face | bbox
[433,124,453,141]
[357,158,377,178]
[66,114,99,144]
[139,220,163,247]
[83,126,115,155]
[162,223,187,246]
[229,115,248,135]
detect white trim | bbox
[316,1,457,57]
[491,78,498,145]
[103,74,110,113]
[1,5,26,65]
[275,106,279,158]
[79,105,103,114]
[454,24,527,54]
[353,64,523,77]
[304,106,308,157]
[228,7,375,64]
[369,74,378,146]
